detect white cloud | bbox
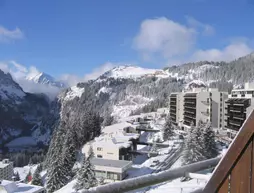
[133,17,196,60]
[133,17,253,65]
[59,74,83,86]
[59,62,118,86]
[0,62,9,73]
[191,42,253,62]
[84,62,116,81]
[0,26,24,43]
[186,16,215,36]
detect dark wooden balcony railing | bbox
[202,110,254,193]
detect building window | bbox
[97,147,103,151]
[97,155,103,158]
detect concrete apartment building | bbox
[0,159,13,181]
[84,132,139,161]
[91,158,132,181]
[83,131,139,181]
[225,82,254,138]
[170,92,184,126]
[170,88,228,129]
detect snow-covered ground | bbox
[97,66,168,81]
[14,165,38,181]
[111,95,153,120]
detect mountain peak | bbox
[26,71,66,88]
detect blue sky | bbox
[0,0,254,84]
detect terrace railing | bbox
[202,110,254,193]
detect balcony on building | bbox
[184,93,197,98]
[225,98,251,106]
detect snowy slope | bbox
[112,95,153,119]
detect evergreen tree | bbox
[44,122,66,169]
[150,139,157,153]
[183,122,206,165]
[103,115,114,127]
[163,116,174,141]
[46,157,69,193]
[25,170,32,183]
[31,167,43,186]
[202,123,219,159]
[74,146,97,191]
[37,163,43,173]
[98,177,105,185]
[14,172,20,181]
[61,128,77,179]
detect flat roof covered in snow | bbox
[0,160,12,168]
[0,180,45,193]
[91,158,132,169]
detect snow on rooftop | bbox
[64,86,84,101]
[83,122,140,151]
[0,180,45,193]
[91,158,132,169]
[0,160,11,168]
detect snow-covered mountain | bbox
[97,65,169,81]
[0,70,26,103]
[0,69,58,150]
[26,72,66,88]
[2,52,254,153]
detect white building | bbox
[83,131,140,161]
[225,82,254,138]
[0,180,45,193]
[169,92,184,127]
[170,88,228,129]
[0,159,13,181]
[91,158,132,181]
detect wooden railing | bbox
[202,110,254,193]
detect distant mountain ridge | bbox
[96,65,169,81]
[1,52,254,152]
[0,69,58,151]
